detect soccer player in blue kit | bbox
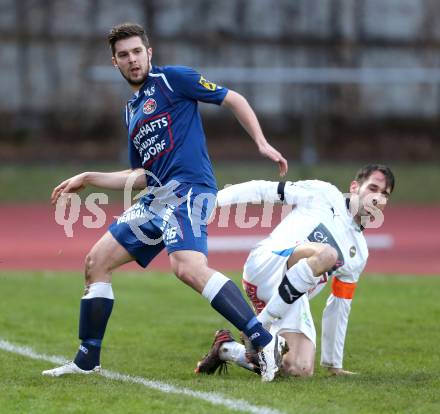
[43,23,288,382]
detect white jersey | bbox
[217,180,369,369]
[255,180,368,284]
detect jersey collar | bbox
[129,71,155,102]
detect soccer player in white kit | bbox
[195,164,394,377]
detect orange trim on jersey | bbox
[332,277,357,299]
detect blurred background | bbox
[0,0,439,273]
[2,0,440,164]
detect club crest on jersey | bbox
[144,85,155,97]
[143,98,157,114]
[349,246,356,257]
[199,75,218,91]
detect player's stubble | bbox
[118,57,150,87]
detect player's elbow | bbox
[129,168,147,190]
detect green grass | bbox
[1,162,439,203]
[0,271,439,414]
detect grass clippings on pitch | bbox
[0,271,439,414]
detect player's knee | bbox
[84,252,107,283]
[314,245,338,274]
[84,253,94,282]
[283,358,314,377]
[172,261,197,285]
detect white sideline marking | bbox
[208,234,394,252]
[0,338,284,414]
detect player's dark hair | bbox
[354,164,395,193]
[108,22,150,56]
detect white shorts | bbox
[243,244,318,346]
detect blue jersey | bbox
[124,65,228,190]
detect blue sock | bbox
[73,296,113,370]
[210,280,272,348]
[242,317,272,349]
[74,342,101,371]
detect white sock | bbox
[287,258,317,292]
[219,341,256,372]
[201,272,229,302]
[82,282,114,299]
[257,258,316,326]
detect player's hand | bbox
[327,367,358,376]
[257,141,288,177]
[51,173,87,205]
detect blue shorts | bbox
[109,183,217,268]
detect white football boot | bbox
[257,334,286,382]
[42,361,101,377]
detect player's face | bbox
[112,36,152,89]
[350,170,391,220]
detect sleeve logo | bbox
[199,75,217,91]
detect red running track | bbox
[0,204,439,275]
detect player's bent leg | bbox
[257,243,337,328]
[76,232,134,370]
[43,232,134,377]
[169,250,211,293]
[287,242,334,270]
[170,250,282,382]
[289,242,338,279]
[280,332,315,377]
[85,231,135,285]
[170,250,271,347]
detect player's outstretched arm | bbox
[321,277,358,374]
[51,168,146,205]
[217,180,283,207]
[221,90,288,177]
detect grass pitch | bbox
[0,271,439,414]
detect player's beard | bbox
[351,191,370,224]
[120,62,150,87]
[357,194,375,223]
